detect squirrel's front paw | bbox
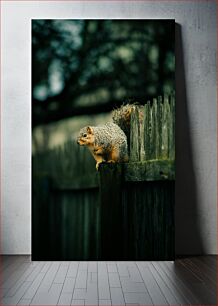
[96,162,101,170]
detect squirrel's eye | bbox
[83,133,87,137]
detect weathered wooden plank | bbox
[166,95,172,159]
[130,106,140,162]
[169,93,175,160]
[157,95,163,159]
[124,160,175,181]
[143,103,148,160]
[150,100,156,160]
[161,95,171,159]
[152,98,158,159]
[144,101,151,160]
[139,106,145,161]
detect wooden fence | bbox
[32,93,175,260]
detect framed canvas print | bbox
[32,19,175,260]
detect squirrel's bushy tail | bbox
[112,103,137,137]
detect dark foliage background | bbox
[32,20,174,128]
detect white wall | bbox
[1,1,217,255]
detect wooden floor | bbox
[0,256,216,305]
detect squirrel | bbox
[77,104,136,170]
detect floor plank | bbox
[36,262,60,293]
[0,255,216,305]
[124,292,153,305]
[17,298,32,305]
[98,262,111,300]
[2,261,37,293]
[108,272,121,287]
[30,283,63,305]
[110,287,125,305]
[153,261,191,304]
[137,262,169,305]
[157,260,200,304]
[200,255,217,274]
[2,281,32,305]
[57,292,72,305]
[62,277,76,293]
[187,257,217,286]
[4,261,45,298]
[145,262,181,304]
[99,299,112,305]
[175,259,217,304]
[1,257,31,286]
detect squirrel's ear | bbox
[87,126,94,134]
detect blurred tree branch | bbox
[32,20,175,128]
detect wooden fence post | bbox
[99,163,123,259]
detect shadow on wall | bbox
[175,24,205,255]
